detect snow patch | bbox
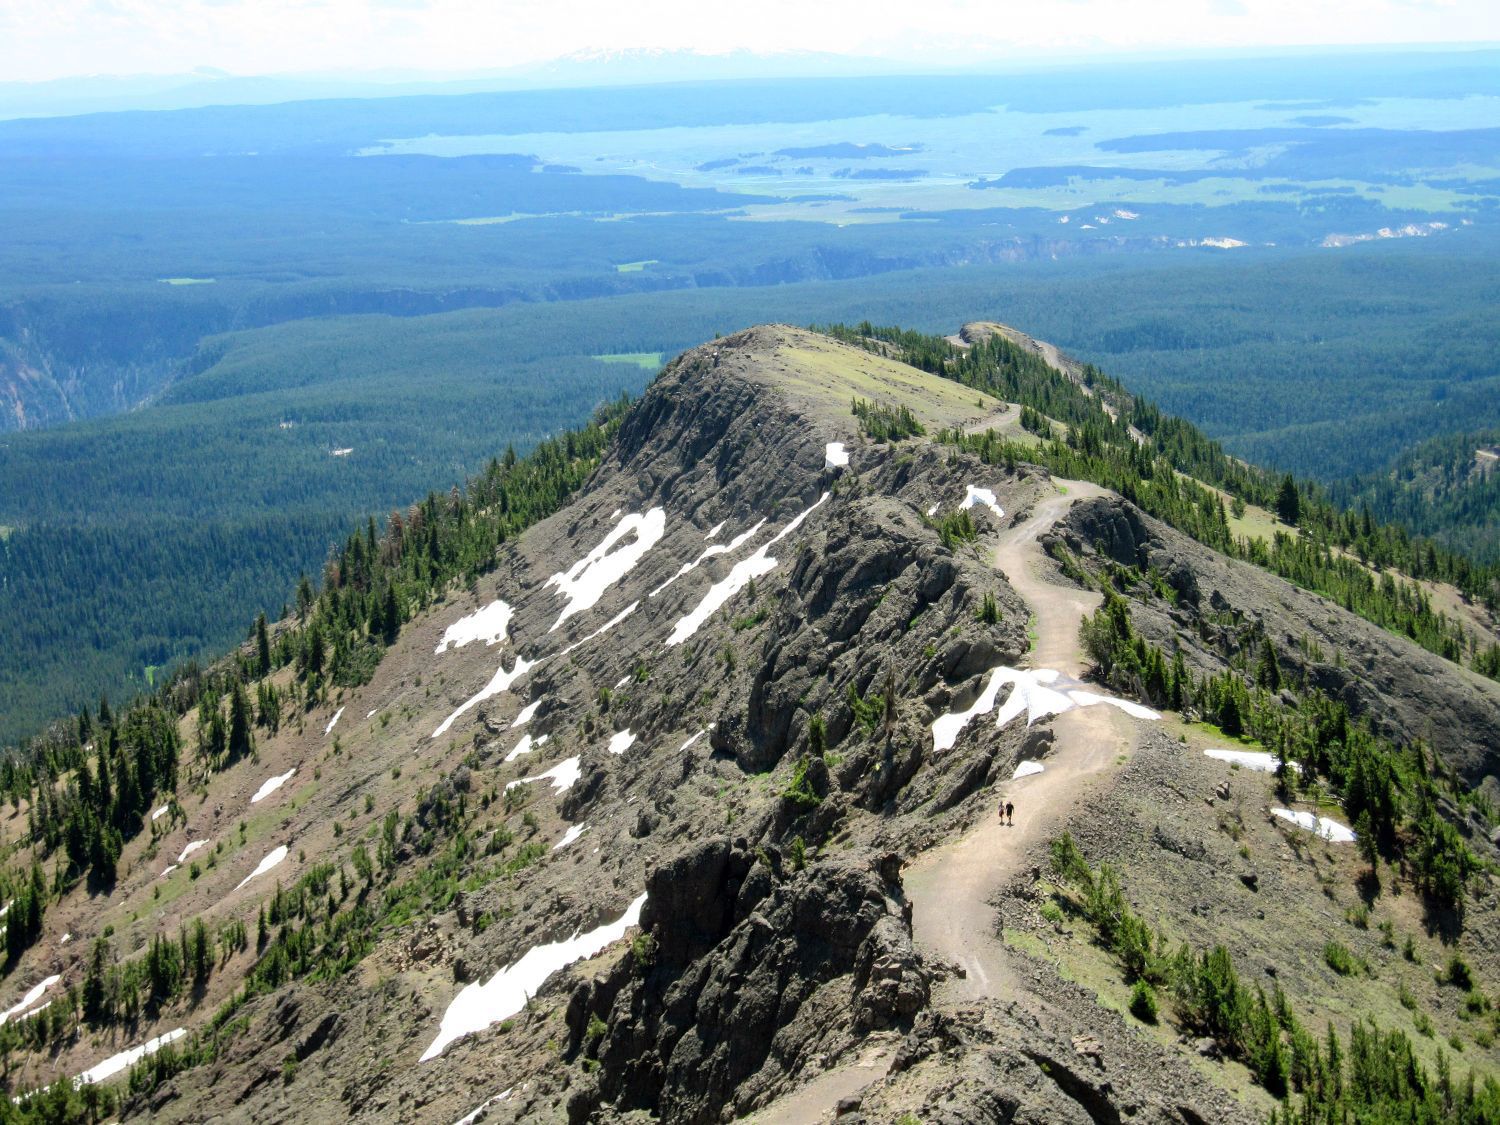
[1013,760,1045,779]
[1205,748,1299,774]
[250,768,295,804]
[236,844,289,890]
[926,503,939,517]
[420,894,646,1061]
[704,521,726,541]
[177,839,209,864]
[931,667,1158,752]
[667,494,828,646]
[1,976,60,1025]
[1113,209,1139,220]
[151,805,169,821]
[454,1089,514,1125]
[650,520,767,600]
[556,602,638,658]
[504,733,549,763]
[554,824,589,850]
[433,655,539,739]
[960,485,1004,522]
[679,727,711,752]
[324,706,344,735]
[160,865,178,879]
[824,442,849,470]
[331,447,354,457]
[607,730,637,756]
[1273,808,1355,843]
[545,509,665,631]
[74,1028,187,1087]
[506,757,581,795]
[58,933,71,945]
[435,600,514,655]
[614,675,631,690]
[511,699,542,728]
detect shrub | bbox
[1130,980,1160,1024]
[1325,941,1357,976]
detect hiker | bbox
[1005,801,1014,826]
[999,796,1007,822]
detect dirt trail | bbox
[750,480,1144,1122]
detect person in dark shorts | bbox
[1005,801,1014,826]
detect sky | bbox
[1,0,1496,84]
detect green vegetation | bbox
[1078,592,1482,911]
[850,397,925,442]
[1049,834,1500,1121]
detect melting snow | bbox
[506,757,582,795]
[667,494,828,646]
[704,521,726,541]
[74,1028,187,1086]
[160,864,178,879]
[679,728,710,752]
[324,706,344,735]
[545,509,665,631]
[434,655,539,739]
[1,976,60,1025]
[1205,748,1299,773]
[235,845,289,890]
[1273,808,1355,843]
[366,708,378,718]
[454,1089,514,1125]
[556,602,639,659]
[614,675,631,689]
[151,805,168,822]
[511,699,542,728]
[504,733,549,763]
[960,485,1005,521]
[1013,761,1045,779]
[931,666,1158,752]
[607,730,637,756]
[58,934,70,945]
[419,894,646,1062]
[435,600,514,655]
[926,503,940,517]
[1113,209,1140,220]
[650,519,767,598]
[554,824,589,850]
[250,768,295,803]
[824,442,849,470]
[177,839,209,864]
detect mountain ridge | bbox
[0,322,1495,1122]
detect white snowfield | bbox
[650,520,766,599]
[419,893,647,1062]
[960,484,1005,522]
[73,1028,186,1086]
[433,654,539,739]
[0,975,60,1025]
[1013,760,1045,779]
[324,706,345,735]
[606,730,637,756]
[177,839,209,864]
[554,824,589,850]
[504,733,549,763]
[1273,808,1356,843]
[931,666,1159,752]
[824,442,849,470]
[1205,748,1300,774]
[511,699,542,728]
[557,601,639,659]
[435,600,514,655]
[250,768,295,803]
[235,845,289,890]
[506,757,582,795]
[545,508,666,631]
[667,493,829,647]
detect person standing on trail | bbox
[1005,801,1014,826]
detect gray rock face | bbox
[1052,495,1500,786]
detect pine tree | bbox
[1275,474,1301,525]
[227,684,253,765]
[255,613,271,676]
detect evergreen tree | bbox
[1275,474,1301,525]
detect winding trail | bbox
[752,479,1151,1121]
